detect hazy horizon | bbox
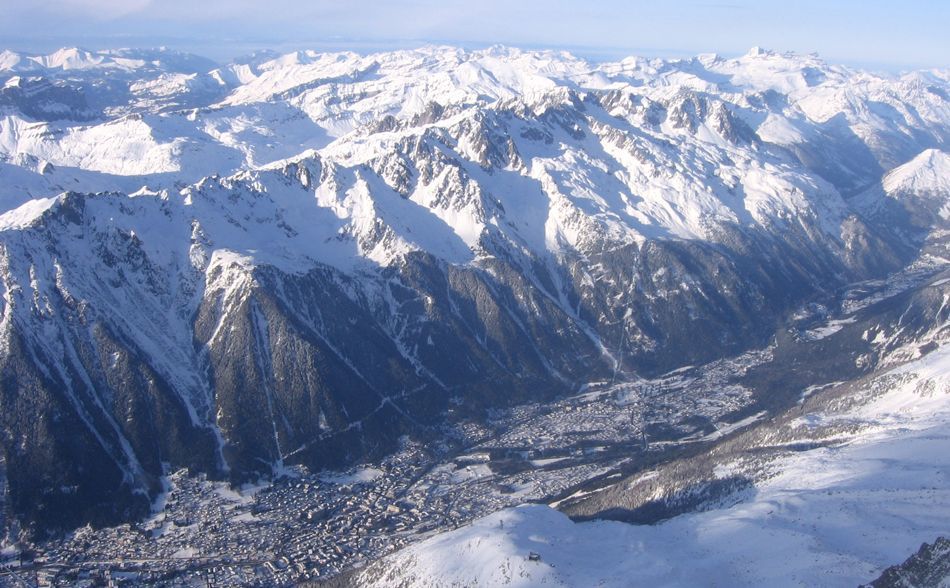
[1,0,947,72]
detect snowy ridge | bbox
[0,196,57,230]
[0,45,947,207]
[0,82,861,275]
[882,148,950,196]
[0,47,215,74]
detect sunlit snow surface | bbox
[361,346,950,587]
[1,45,948,269]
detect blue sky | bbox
[1,0,947,70]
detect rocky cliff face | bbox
[864,537,950,588]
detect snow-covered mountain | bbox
[2,46,947,202]
[0,45,948,536]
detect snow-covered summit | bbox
[883,148,950,196]
[0,47,216,74]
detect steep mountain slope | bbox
[864,537,950,588]
[0,46,947,536]
[855,148,950,231]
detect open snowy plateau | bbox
[0,44,949,585]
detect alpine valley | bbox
[0,45,948,586]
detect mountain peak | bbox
[883,149,950,196]
[38,47,102,70]
[0,47,216,74]
[746,46,774,58]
